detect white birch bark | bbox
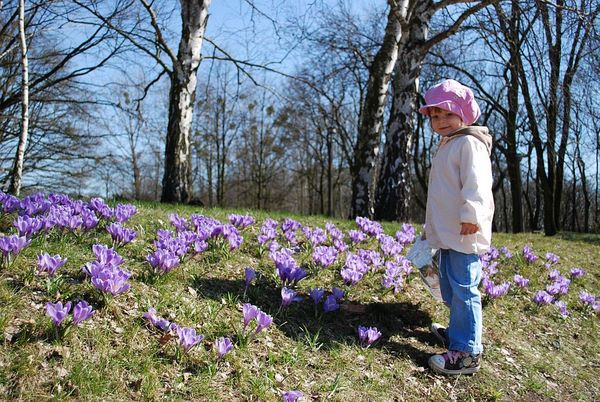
[161,0,211,203]
[374,1,433,221]
[9,0,29,196]
[374,0,496,221]
[350,1,406,218]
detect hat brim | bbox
[418,101,461,117]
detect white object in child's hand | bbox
[406,236,434,268]
[407,236,443,301]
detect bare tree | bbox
[0,0,124,193]
[350,0,402,218]
[7,0,28,196]
[518,0,599,235]
[373,0,496,222]
[74,0,212,203]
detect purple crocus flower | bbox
[228,214,255,229]
[323,295,339,313]
[90,268,131,295]
[221,224,243,250]
[0,235,30,257]
[113,203,137,223]
[244,268,256,289]
[546,276,570,296]
[331,287,345,300]
[255,311,273,333]
[570,267,585,279]
[326,222,344,241]
[194,240,208,254]
[281,287,302,307]
[579,290,596,305]
[379,234,403,257]
[348,230,366,244]
[146,249,180,274]
[302,226,327,247]
[88,197,113,219]
[257,219,279,245]
[168,213,189,232]
[483,278,510,299]
[312,246,338,268]
[79,208,99,231]
[382,261,403,293]
[309,288,325,305]
[13,215,44,238]
[333,238,348,252]
[357,325,382,347]
[513,274,530,288]
[37,253,68,277]
[107,223,137,246]
[215,337,234,359]
[340,267,364,286]
[242,303,260,329]
[46,301,72,326]
[143,307,175,332]
[545,252,560,269]
[281,218,302,245]
[72,300,94,325]
[357,249,383,271]
[395,223,416,245]
[282,390,303,402]
[499,246,513,259]
[1,193,21,213]
[92,244,124,268]
[554,300,569,317]
[271,249,307,285]
[533,290,554,305]
[548,269,561,281]
[176,327,204,352]
[522,245,538,264]
[282,218,302,233]
[355,216,383,237]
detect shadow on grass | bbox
[556,232,600,246]
[190,276,437,367]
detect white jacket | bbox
[425,126,494,254]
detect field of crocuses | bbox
[0,192,598,401]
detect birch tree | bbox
[350,1,402,218]
[7,0,28,196]
[75,0,212,203]
[0,0,120,193]
[373,0,495,222]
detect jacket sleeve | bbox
[458,137,493,226]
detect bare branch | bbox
[72,0,173,74]
[424,0,498,54]
[138,0,179,67]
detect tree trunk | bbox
[374,6,432,222]
[8,0,29,196]
[504,0,524,233]
[132,150,142,199]
[350,5,402,218]
[161,0,210,203]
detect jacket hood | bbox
[446,126,493,155]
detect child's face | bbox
[429,107,465,136]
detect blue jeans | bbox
[438,249,483,355]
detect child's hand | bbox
[460,222,479,235]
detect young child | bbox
[418,79,494,375]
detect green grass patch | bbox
[0,199,599,400]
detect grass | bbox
[0,199,599,401]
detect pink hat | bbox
[418,79,481,125]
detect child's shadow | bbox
[190,276,438,367]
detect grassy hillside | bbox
[0,197,598,401]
